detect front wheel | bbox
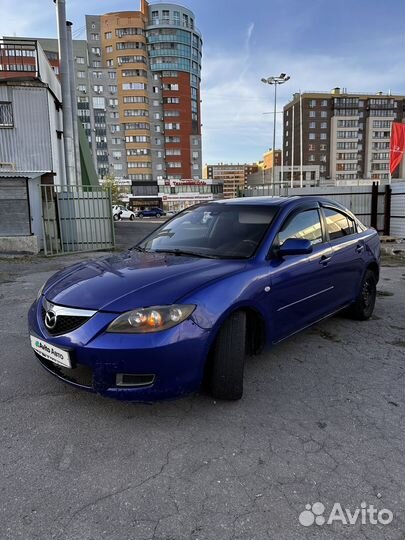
[346,269,377,320]
[209,311,246,401]
[113,214,120,222]
[138,213,144,219]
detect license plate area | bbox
[30,336,71,369]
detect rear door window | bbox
[323,208,356,240]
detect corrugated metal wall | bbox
[390,184,405,238]
[0,177,30,236]
[245,183,405,238]
[0,85,53,172]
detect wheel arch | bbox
[201,304,267,387]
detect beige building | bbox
[204,163,258,198]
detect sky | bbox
[2,0,405,164]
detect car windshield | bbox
[137,204,278,259]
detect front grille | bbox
[41,306,90,336]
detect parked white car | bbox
[112,205,136,221]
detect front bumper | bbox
[28,298,211,401]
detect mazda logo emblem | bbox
[45,310,57,330]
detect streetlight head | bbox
[261,78,268,84]
[279,73,286,79]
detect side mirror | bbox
[278,238,313,256]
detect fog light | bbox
[116,374,155,387]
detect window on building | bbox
[309,99,317,108]
[106,46,113,54]
[108,71,116,80]
[321,111,327,118]
[77,71,86,79]
[93,85,103,93]
[321,122,327,129]
[91,33,99,40]
[309,133,316,140]
[309,122,316,129]
[105,32,112,39]
[91,47,101,55]
[92,96,105,109]
[122,83,146,91]
[165,123,180,130]
[76,56,85,64]
[320,133,327,140]
[309,111,316,118]
[0,102,13,127]
[324,208,356,240]
[321,100,328,107]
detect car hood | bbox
[43,251,247,312]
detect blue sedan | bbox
[28,197,380,401]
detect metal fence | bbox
[40,184,115,256]
[244,182,405,238]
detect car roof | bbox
[211,196,348,210]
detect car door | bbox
[320,205,365,307]
[268,204,336,343]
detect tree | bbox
[102,175,121,205]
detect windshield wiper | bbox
[131,246,148,253]
[152,248,219,259]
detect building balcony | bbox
[147,18,201,36]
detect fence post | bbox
[383,184,392,236]
[370,182,378,230]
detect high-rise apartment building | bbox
[283,88,405,184]
[204,163,258,198]
[7,0,203,194]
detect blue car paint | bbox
[28,196,380,400]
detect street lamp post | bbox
[261,73,290,194]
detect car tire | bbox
[209,311,246,401]
[138,213,144,219]
[113,214,120,222]
[346,269,377,321]
[130,214,135,221]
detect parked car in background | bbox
[113,205,136,221]
[136,207,166,218]
[29,197,380,402]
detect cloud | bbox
[202,33,405,164]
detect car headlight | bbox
[106,305,196,334]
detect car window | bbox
[276,209,323,246]
[138,204,278,259]
[323,208,356,240]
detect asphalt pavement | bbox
[0,222,404,540]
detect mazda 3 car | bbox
[28,197,380,401]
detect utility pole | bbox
[261,73,290,195]
[54,0,76,185]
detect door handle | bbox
[319,254,332,265]
[355,243,364,254]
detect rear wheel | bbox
[346,269,377,320]
[130,214,135,221]
[113,214,120,222]
[209,311,246,401]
